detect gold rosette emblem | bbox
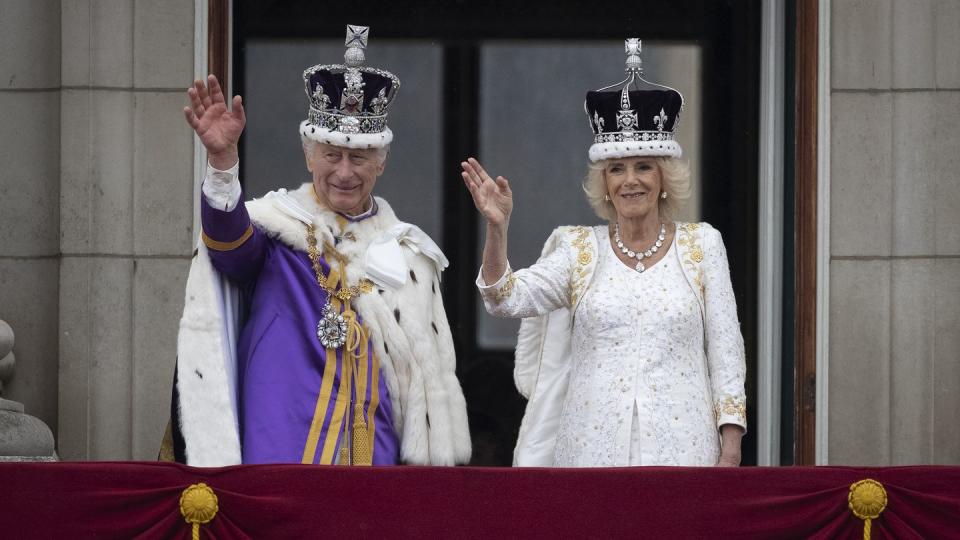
[180,483,219,539]
[848,479,887,540]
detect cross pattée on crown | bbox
[625,38,642,74]
[345,25,369,49]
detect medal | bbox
[316,301,348,349]
[306,223,374,350]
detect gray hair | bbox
[300,135,390,164]
[582,157,691,222]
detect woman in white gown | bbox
[461,40,746,467]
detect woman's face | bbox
[604,156,662,221]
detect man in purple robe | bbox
[165,25,471,467]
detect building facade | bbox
[0,0,957,464]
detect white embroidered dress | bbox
[478,223,746,467]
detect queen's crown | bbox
[584,39,685,161]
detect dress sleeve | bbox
[475,227,574,319]
[199,162,267,283]
[701,225,748,431]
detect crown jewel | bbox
[584,38,685,162]
[300,25,400,149]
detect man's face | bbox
[305,142,385,215]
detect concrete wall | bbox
[828,0,960,465]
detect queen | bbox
[463,39,747,467]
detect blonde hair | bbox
[582,157,691,222]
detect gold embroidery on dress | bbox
[677,223,705,296]
[568,227,593,306]
[714,395,747,422]
[494,269,516,303]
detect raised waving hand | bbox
[461,158,513,228]
[183,75,246,170]
[461,157,513,284]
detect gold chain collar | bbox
[305,224,374,301]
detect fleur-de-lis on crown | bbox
[312,85,331,109]
[653,108,668,132]
[593,111,605,132]
[369,87,389,115]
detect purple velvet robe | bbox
[201,193,399,465]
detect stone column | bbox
[828,0,960,465]
[57,0,197,460]
[0,0,62,437]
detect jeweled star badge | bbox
[317,301,348,349]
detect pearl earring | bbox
[604,194,611,201]
[660,191,668,199]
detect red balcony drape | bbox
[2,462,959,539]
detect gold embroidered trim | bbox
[494,270,516,303]
[201,224,254,252]
[568,227,593,306]
[677,222,705,296]
[714,395,746,422]
[365,350,382,465]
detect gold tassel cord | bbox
[342,304,373,465]
[848,479,887,540]
[180,483,219,540]
[352,403,372,465]
[342,309,367,360]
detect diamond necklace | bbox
[614,222,666,273]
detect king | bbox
[166,25,471,467]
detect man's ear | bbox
[303,146,314,173]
